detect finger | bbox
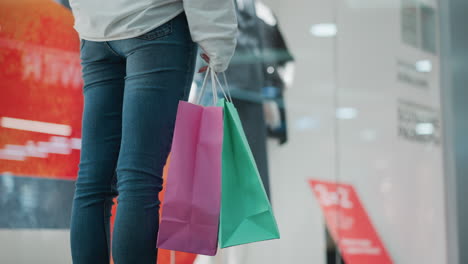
[198,66,208,73]
[200,53,210,63]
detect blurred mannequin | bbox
[255,0,294,144]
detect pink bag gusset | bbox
[156,100,223,256]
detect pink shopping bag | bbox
[156,100,223,256]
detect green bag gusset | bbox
[217,98,280,248]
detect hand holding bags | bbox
[157,68,280,256]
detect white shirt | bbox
[69,0,238,72]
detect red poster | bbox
[309,180,393,264]
[0,0,83,179]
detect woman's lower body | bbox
[70,12,197,264]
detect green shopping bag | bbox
[217,98,280,248]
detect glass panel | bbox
[334,0,446,263]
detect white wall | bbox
[335,0,447,263]
[0,229,71,263]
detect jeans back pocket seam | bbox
[135,21,173,41]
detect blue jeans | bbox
[70,12,197,264]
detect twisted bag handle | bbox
[195,66,232,105]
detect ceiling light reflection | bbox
[415,60,432,73]
[310,23,337,37]
[336,107,358,120]
[415,123,434,135]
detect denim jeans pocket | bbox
[135,20,173,41]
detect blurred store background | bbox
[1,0,468,263]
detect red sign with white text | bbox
[309,180,393,264]
[0,0,83,179]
